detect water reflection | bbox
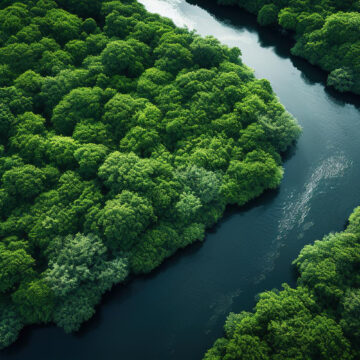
[2,1,360,359]
[189,0,360,109]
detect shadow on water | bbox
[2,181,280,356]
[3,1,360,359]
[188,0,360,110]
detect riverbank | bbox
[210,0,360,95]
[2,1,360,359]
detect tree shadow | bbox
[188,0,360,110]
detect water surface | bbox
[2,1,360,359]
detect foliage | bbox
[217,0,360,94]
[203,207,360,359]
[0,0,300,348]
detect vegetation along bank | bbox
[216,0,360,94]
[204,206,360,359]
[0,0,301,349]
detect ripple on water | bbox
[255,153,352,283]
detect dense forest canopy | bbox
[217,0,360,94]
[0,0,301,349]
[204,206,360,359]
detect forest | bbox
[216,0,360,94]
[0,0,301,349]
[203,206,360,360]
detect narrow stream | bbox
[2,1,360,359]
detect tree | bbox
[119,126,160,157]
[137,67,172,100]
[340,289,360,342]
[38,50,73,76]
[12,280,54,324]
[46,135,78,168]
[327,68,354,92]
[104,10,135,39]
[64,40,87,66]
[130,222,180,274]
[98,151,169,197]
[102,93,145,139]
[30,0,58,17]
[98,191,155,251]
[0,3,30,37]
[190,36,226,68]
[278,8,298,30]
[40,8,82,45]
[0,302,23,350]
[154,42,192,74]
[175,192,202,221]
[52,284,98,333]
[0,103,15,142]
[14,70,44,97]
[51,87,104,135]
[222,150,283,205]
[72,120,113,146]
[0,243,35,293]
[176,165,222,204]
[257,4,279,26]
[74,143,108,178]
[46,233,128,297]
[0,64,13,87]
[85,33,109,55]
[101,40,138,76]
[2,164,45,200]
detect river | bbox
[2,1,360,359]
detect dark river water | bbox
[2,1,360,359]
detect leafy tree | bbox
[101,40,139,76]
[30,0,58,17]
[222,150,283,205]
[278,8,298,30]
[119,126,160,157]
[0,243,35,293]
[137,67,172,100]
[46,135,78,168]
[102,94,145,140]
[45,233,128,297]
[72,120,113,146]
[39,8,82,45]
[2,164,45,200]
[154,42,193,74]
[258,4,279,26]
[64,40,87,66]
[52,284,98,333]
[0,302,23,350]
[12,280,54,324]
[14,70,44,97]
[0,64,13,86]
[74,143,108,178]
[0,103,15,142]
[190,36,226,68]
[0,0,302,348]
[51,87,104,135]
[0,3,30,38]
[175,192,202,221]
[176,165,222,204]
[327,68,354,92]
[340,289,360,343]
[38,50,73,76]
[98,191,155,251]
